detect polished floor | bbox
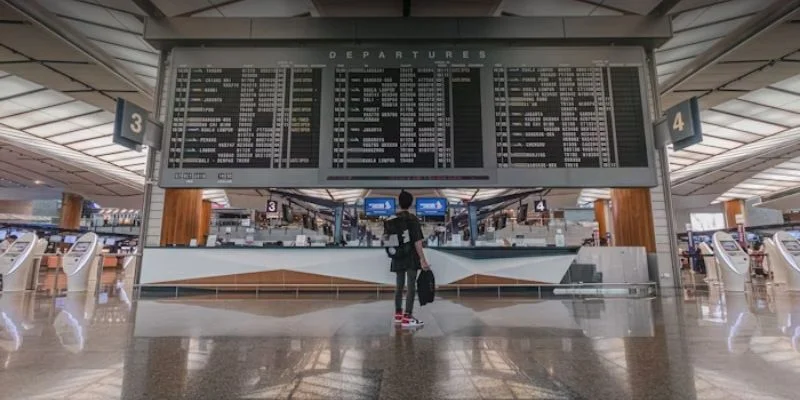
[0,287,799,399]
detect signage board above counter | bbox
[160,47,656,188]
[364,198,396,217]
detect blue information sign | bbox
[364,198,396,217]
[416,197,447,216]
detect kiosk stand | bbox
[767,232,800,291]
[62,233,102,292]
[712,232,749,292]
[0,233,46,292]
[698,242,721,284]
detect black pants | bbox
[395,269,418,314]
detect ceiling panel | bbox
[0,24,89,62]
[655,39,718,65]
[696,90,743,110]
[721,23,800,62]
[48,123,114,144]
[46,63,136,91]
[198,0,311,17]
[92,41,159,68]
[84,145,126,156]
[68,136,114,150]
[678,61,765,91]
[150,0,214,17]
[0,63,89,92]
[672,0,765,32]
[659,16,750,51]
[500,0,618,16]
[68,91,117,112]
[701,123,763,142]
[772,74,800,94]
[724,62,800,92]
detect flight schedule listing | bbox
[494,66,647,169]
[168,67,322,169]
[333,67,483,169]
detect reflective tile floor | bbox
[1,287,800,399]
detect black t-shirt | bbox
[390,211,424,272]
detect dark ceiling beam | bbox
[402,0,410,17]
[648,0,682,16]
[660,0,800,95]
[129,0,165,19]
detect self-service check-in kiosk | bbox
[712,232,749,292]
[698,242,721,284]
[767,232,800,291]
[62,233,102,292]
[0,233,46,292]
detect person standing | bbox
[388,191,430,328]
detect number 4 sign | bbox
[534,200,548,213]
[665,97,702,151]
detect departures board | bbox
[161,47,656,188]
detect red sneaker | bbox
[401,314,424,328]
[394,312,403,324]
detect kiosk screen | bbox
[782,240,800,251]
[720,241,739,252]
[6,242,28,255]
[71,243,90,254]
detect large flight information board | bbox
[333,67,482,169]
[161,47,655,188]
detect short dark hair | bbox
[398,190,413,210]
[8,234,18,240]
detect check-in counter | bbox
[139,245,648,290]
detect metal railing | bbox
[134,281,657,300]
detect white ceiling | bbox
[0,0,799,211]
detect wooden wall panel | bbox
[594,199,608,237]
[59,192,83,230]
[160,189,205,246]
[610,188,656,253]
[723,199,744,228]
[199,200,212,244]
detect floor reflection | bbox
[2,290,800,399]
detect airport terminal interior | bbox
[3,0,800,399]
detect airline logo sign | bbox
[416,197,448,216]
[365,198,396,216]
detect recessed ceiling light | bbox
[33,180,43,185]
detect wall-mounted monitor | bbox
[64,235,77,244]
[364,198,396,217]
[105,238,117,246]
[49,235,63,243]
[416,198,447,217]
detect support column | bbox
[593,199,609,238]
[723,199,744,229]
[160,189,210,246]
[59,192,83,230]
[610,188,656,252]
